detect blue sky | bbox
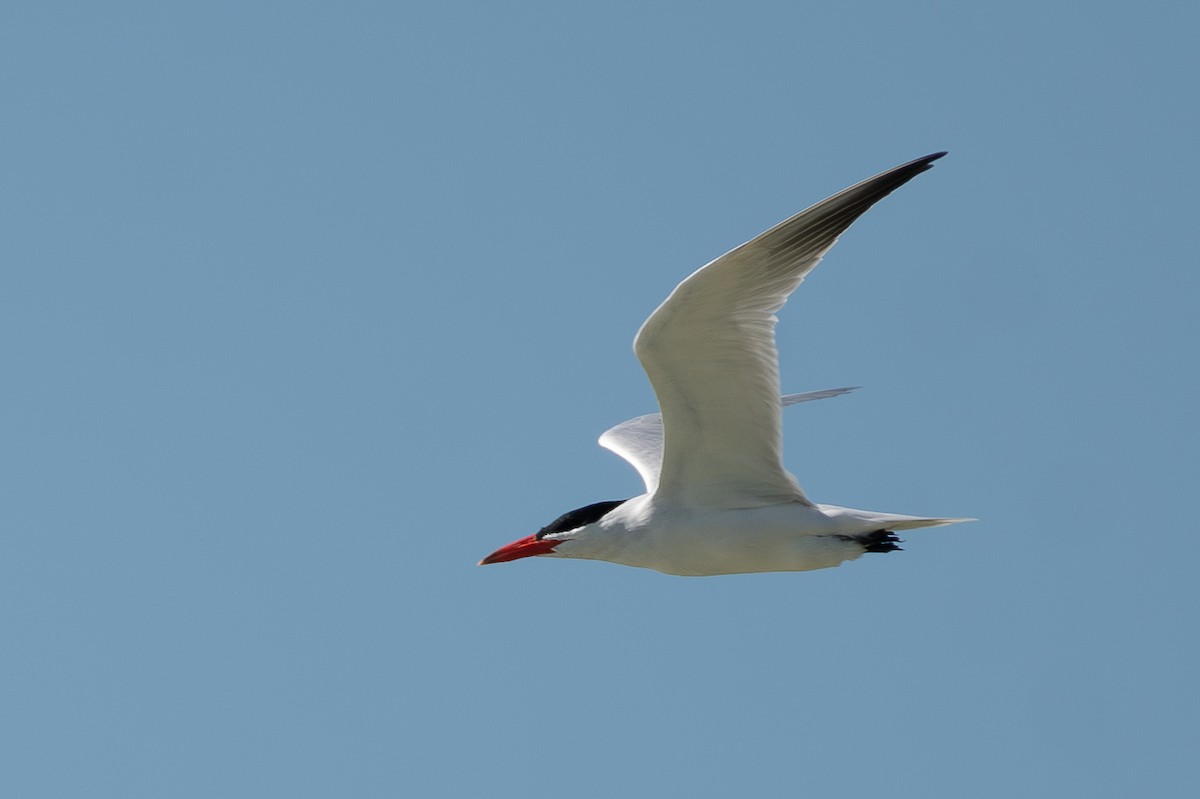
[3,1,1198,796]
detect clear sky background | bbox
[3,2,1197,797]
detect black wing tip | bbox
[854,151,947,198]
[824,151,948,212]
[898,151,948,173]
[915,151,948,170]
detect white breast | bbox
[554,497,871,576]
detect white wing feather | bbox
[599,388,858,493]
[633,154,945,507]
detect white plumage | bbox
[481,153,972,576]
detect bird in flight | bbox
[481,153,972,576]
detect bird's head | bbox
[478,498,629,566]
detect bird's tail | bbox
[818,505,977,532]
[884,516,976,531]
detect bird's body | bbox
[545,497,959,577]
[481,153,972,576]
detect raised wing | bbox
[634,153,945,507]
[599,388,858,493]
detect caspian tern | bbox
[481,153,972,576]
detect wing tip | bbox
[779,386,861,407]
[897,151,948,176]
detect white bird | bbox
[481,153,972,576]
